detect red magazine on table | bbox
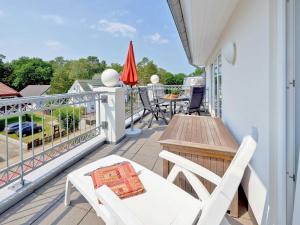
[90,161,145,200]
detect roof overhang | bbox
[167,0,240,66]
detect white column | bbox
[94,87,125,143]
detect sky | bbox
[0,0,195,74]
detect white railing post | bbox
[293,152,300,225]
[94,87,126,143]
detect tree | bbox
[110,63,123,73]
[189,67,205,77]
[50,56,108,93]
[163,72,175,85]
[50,66,73,94]
[50,57,67,69]
[54,106,81,131]
[87,56,107,74]
[8,57,53,90]
[66,57,107,81]
[137,57,158,85]
[174,73,186,85]
[99,60,107,73]
[157,68,167,84]
[0,54,12,85]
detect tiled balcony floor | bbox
[0,116,256,225]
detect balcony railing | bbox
[0,84,209,189]
[125,85,209,119]
[0,91,105,188]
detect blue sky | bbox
[0,0,194,74]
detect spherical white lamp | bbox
[101,69,119,87]
[150,74,159,84]
[223,42,236,65]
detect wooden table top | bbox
[158,115,239,157]
[163,95,189,102]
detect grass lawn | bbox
[0,113,55,144]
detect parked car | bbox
[16,124,42,137]
[6,122,33,134]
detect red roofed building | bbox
[0,82,21,99]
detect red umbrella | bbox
[121,41,141,135]
[121,41,139,87]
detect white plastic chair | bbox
[65,136,256,225]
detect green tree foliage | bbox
[50,56,107,93]
[110,63,123,73]
[1,54,190,93]
[189,67,205,76]
[137,57,158,85]
[54,106,81,131]
[163,72,176,85]
[50,67,73,94]
[0,54,12,85]
[49,57,67,70]
[174,73,186,85]
[162,72,186,85]
[8,57,53,90]
[157,67,167,84]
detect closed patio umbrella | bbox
[121,41,141,136]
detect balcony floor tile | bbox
[0,114,256,225]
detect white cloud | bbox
[0,10,5,17]
[42,15,64,25]
[147,33,169,44]
[91,19,136,37]
[44,40,63,50]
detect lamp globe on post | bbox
[150,74,160,84]
[101,69,120,87]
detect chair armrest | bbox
[96,185,144,225]
[159,150,222,185]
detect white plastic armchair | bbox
[65,136,256,225]
[159,150,222,202]
[96,185,143,225]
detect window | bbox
[211,54,222,117]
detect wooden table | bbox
[162,95,189,118]
[158,114,239,217]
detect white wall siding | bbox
[208,0,270,184]
[207,0,285,224]
[68,82,95,114]
[296,0,300,174]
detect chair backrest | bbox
[189,86,205,110]
[152,84,165,100]
[197,136,257,225]
[138,87,152,110]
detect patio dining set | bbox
[138,85,206,128]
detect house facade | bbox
[20,85,51,97]
[168,0,299,225]
[0,82,21,99]
[68,80,103,114]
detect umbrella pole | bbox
[130,86,134,130]
[125,85,141,136]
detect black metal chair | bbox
[138,87,168,128]
[185,86,205,115]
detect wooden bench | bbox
[158,114,239,217]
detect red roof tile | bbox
[0,82,21,97]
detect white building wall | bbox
[207,0,270,183]
[205,0,283,224]
[68,82,95,114]
[296,0,300,175]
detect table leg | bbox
[229,191,239,217]
[163,160,169,178]
[170,101,173,118]
[174,101,177,115]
